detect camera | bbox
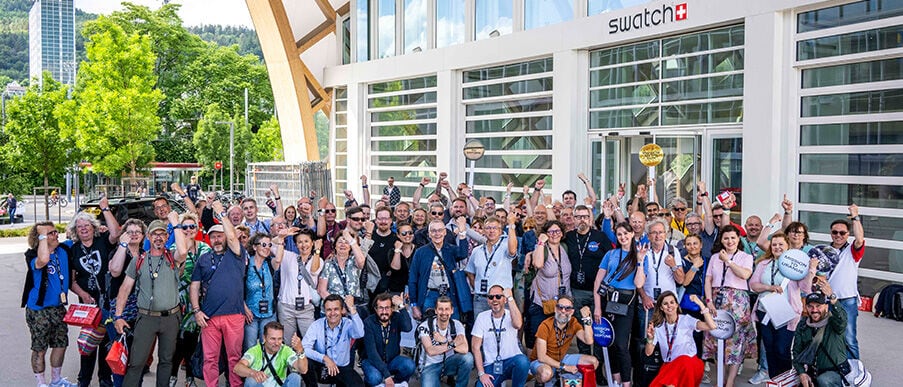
[597,282,615,297]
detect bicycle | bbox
[49,195,68,208]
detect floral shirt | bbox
[175,242,211,332]
[319,257,362,299]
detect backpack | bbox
[414,314,458,372]
[875,284,903,321]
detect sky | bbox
[75,0,254,28]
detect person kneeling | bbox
[530,295,599,387]
[645,292,716,387]
[417,296,474,387]
[362,293,415,387]
[234,321,307,387]
[301,294,365,387]
[472,286,529,387]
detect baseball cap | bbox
[147,220,168,234]
[208,224,225,234]
[806,292,829,305]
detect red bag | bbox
[63,303,101,327]
[578,364,596,387]
[105,335,129,376]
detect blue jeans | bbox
[838,297,860,359]
[816,370,845,387]
[361,356,416,386]
[8,207,14,223]
[243,315,276,352]
[756,311,792,378]
[244,372,301,387]
[477,354,530,387]
[421,353,474,387]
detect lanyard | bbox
[297,253,312,294]
[720,251,739,288]
[675,220,686,234]
[490,312,506,361]
[252,260,267,291]
[50,250,65,289]
[381,323,391,359]
[652,246,666,287]
[323,319,345,357]
[554,322,569,349]
[576,232,590,273]
[210,252,224,270]
[606,249,628,284]
[332,259,350,296]
[482,238,504,277]
[769,259,780,286]
[146,255,165,303]
[665,316,679,361]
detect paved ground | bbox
[1,235,897,386]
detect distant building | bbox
[29,0,76,86]
[1,81,26,128]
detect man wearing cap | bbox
[792,278,848,387]
[113,211,187,386]
[190,200,248,387]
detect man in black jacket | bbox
[362,293,414,387]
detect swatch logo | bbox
[608,3,688,34]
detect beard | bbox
[555,313,570,326]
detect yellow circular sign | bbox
[639,143,664,167]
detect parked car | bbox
[79,196,186,226]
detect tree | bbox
[193,103,252,186]
[250,116,284,162]
[3,73,78,219]
[60,19,163,182]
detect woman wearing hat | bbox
[644,291,716,387]
[749,232,817,378]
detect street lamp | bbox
[215,121,235,194]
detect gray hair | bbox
[686,211,702,222]
[68,212,101,237]
[670,197,688,209]
[645,218,669,235]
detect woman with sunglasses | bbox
[388,223,416,294]
[749,232,817,378]
[677,233,707,357]
[644,291,716,387]
[525,220,572,350]
[242,233,279,351]
[274,229,322,344]
[703,225,755,387]
[169,214,210,387]
[593,222,648,387]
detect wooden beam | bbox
[337,1,350,16]
[314,0,336,22]
[299,61,328,105]
[295,20,335,54]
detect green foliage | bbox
[251,117,284,162]
[62,19,163,179]
[193,104,253,182]
[187,24,263,60]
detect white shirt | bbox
[472,310,521,364]
[828,241,864,299]
[465,236,515,293]
[417,319,466,366]
[642,245,681,297]
[653,315,700,362]
[278,250,321,306]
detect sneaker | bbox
[185,377,198,387]
[49,378,78,387]
[169,376,178,387]
[701,372,712,385]
[749,370,769,385]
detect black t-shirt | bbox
[107,249,137,302]
[565,229,613,291]
[186,183,201,201]
[386,249,412,293]
[70,233,113,301]
[369,231,398,293]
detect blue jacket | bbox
[362,309,412,379]
[408,238,470,312]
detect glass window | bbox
[371,155,437,168]
[590,41,660,68]
[356,0,369,61]
[372,123,438,137]
[475,0,513,40]
[798,0,903,33]
[662,49,744,78]
[370,76,437,93]
[801,58,903,88]
[404,0,427,53]
[464,58,553,83]
[800,121,903,146]
[524,0,573,30]
[662,26,745,56]
[590,62,661,87]
[590,84,659,108]
[463,78,553,99]
[373,139,437,152]
[800,153,902,176]
[475,154,553,169]
[368,91,437,108]
[589,107,659,128]
[476,135,553,151]
[661,74,744,102]
[800,182,903,208]
[466,97,553,116]
[436,0,465,48]
[799,211,903,241]
[378,0,396,58]
[588,0,653,16]
[660,101,743,125]
[713,137,743,220]
[471,172,551,187]
[371,108,438,122]
[342,17,351,64]
[466,116,552,133]
[797,25,903,60]
[801,89,903,117]
[370,170,437,184]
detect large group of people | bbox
[21,173,868,387]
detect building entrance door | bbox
[591,134,701,209]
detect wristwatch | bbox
[38,234,47,241]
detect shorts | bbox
[530,353,582,375]
[26,306,69,351]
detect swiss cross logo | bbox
[675,3,688,21]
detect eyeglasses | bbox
[323,209,337,213]
[788,229,805,235]
[575,215,591,219]
[46,230,59,236]
[547,230,562,235]
[712,213,724,218]
[428,229,445,234]
[256,242,273,248]
[686,222,702,226]
[430,211,444,216]
[399,230,414,236]
[126,230,143,235]
[831,230,848,236]
[673,207,687,212]
[181,224,198,230]
[556,304,575,311]
[487,294,505,300]
[348,217,366,222]
[484,226,500,231]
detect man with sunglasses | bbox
[669,197,690,236]
[472,286,528,387]
[413,204,458,248]
[529,295,598,387]
[316,202,341,257]
[466,214,519,317]
[827,204,866,360]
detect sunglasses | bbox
[831,230,848,236]
[399,230,414,236]
[255,242,273,248]
[547,230,562,235]
[673,207,687,212]
[516,213,525,218]
[348,217,366,222]
[431,211,444,216]
[324,209,337,213]
[181,224,198,230]
[487,294,506,300]
[556,304,575,311]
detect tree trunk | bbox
[43,172,50,221]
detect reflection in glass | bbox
[800,154,902,176]
[466,116,552,134]
[589,107,659,128]
[404,0,427,53]
[801,58,903,88]
[436,0,465,48]
[797,25,903,61]
[525,0,573,30]
[463,78,553,99]
[800,211,903,241]
[590,84,659,108]
[466,97,552,116]
[661,74,744,102]
[590,62,660,87]
[374,139,437,152]
[662,26,744,56]
[800,121,903,146]
[378,0,396,58]
[342,18,351,64]
[798,0,903,33]
[356,0,369,61]
[800,182,903,209]
[372,123,437,137]
[475,0,513,40]
[660,101,743,125]
[475,154,553,169]
[464,58,553,82]
[801,89,903,117]
[588,0,652,16]
[712,137,742,219]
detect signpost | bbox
[593,318,616,387]
[710,309,737,387]
[639,143,664,202]
[463,139,485,188]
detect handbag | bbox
[604,288,634,316]
[537,245,564,315]
[844,359,872,387]
[105,334,129,376]
[64,303,102,327]
[77,324,107,356]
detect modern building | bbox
[29,0,76,86]
[246,0,902,295]
[1,81,26,128]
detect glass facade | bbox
[525,0,573,30]
[796,2,903,294]
[588,25,745,129]
[588,0,654,16]
[29,0,75,85]
[404,0,427,53]
[436,0,465,48]
[332,88,350,209]
[356,0,370,61]
[474,0,513,40]
[463,58,553,199]
[378,0,396,58]
[368,75,439,202]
